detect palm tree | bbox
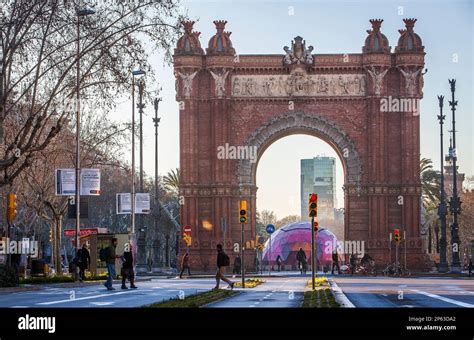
[420,158,441,254]
[163,168,180,194]
[420,158,440,208]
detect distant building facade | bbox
[300,156,336,221]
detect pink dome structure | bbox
[261,221,341,268]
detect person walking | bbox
[214,244,234,290]
[121,245,137,289]
[331,249,341,275]
[77,244,91,281]
[296,248,307,274]
[350,253,356,276]
[469,259,472,277]
[233,254,241,275]
[103,238,120,290]
[276,255,282,272]
[179,252,191,278]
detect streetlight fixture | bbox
[436,95,448,273]
[131,69,146,248]
[75,7,95,281]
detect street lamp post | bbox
[447,79,462,273]
[153,98,161,268]
[75,8,94,280]
[131,70,145,250]
[437,95,448,273]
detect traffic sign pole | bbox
[269,236,272,276]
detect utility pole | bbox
[437,95,448,272]
[447,79,462,273]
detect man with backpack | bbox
[101,238,120,290]
[214,244,234,290]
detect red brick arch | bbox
[174,19,430,271]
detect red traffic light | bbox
[309,193,318,202]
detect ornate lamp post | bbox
[447,79,462,273]
[436,95,448,273]
[152,98,161,269]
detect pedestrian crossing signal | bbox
[313,220,319,231]
[239,200,247,224]
[308,193,317,218]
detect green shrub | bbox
[0,265,19,287]
[20,276,75,284]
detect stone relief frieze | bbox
[231,73,366,98]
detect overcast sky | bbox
[112,0,473,220]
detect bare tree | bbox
[0,0,185,186]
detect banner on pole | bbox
[116,193,150,214]
[55,169,101,196]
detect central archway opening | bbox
[255,134,346,271]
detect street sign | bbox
[64,228,99,237]
[116,193,150,214]
[183,225,192,234]
[266,224,275,234]
[55,169,101,196]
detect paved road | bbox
[332,276,474,308]
[0,277,214,308]
[206,276,307,308]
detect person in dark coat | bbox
[296,248,307,274]
[331,250,341,275]
[77,244,91,281]
[350,253,356,276]
[276,255,282,272]
[469,259,472,277]
[214,244,234,289]
[233,254,241,274]
[179,252,191,278]
[121,245,137,289]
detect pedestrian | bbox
[233,254,241,274]
[77,244,91,281]
[469,259,472,277]
[214,244,234,290]
[350,253,356,276]
[276,255,282,272]
[121,245,137,289]
[296,248,307,274]
[103,238,120,290]
[179,252,191,278]
[331,249,341,275]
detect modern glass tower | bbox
[300,156,336,221]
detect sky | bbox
[113,0,473,220]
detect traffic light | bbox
[7,193,17,224]
[394,228,401,243]
[239,199,247,224]
[313,219,319,232]
[308,193,318,218]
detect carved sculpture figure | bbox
[367,66,389,95]
[176,70,198,98]
[210,70,229,97]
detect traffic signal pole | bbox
[241,222,245,288]
[311,216,315,290]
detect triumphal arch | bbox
[174,18,429,271]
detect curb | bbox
[328,278,355,308]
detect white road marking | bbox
[90,301,114,306]
[37,290,136,305]
[11,306,29,308]
[411,289,474,308]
